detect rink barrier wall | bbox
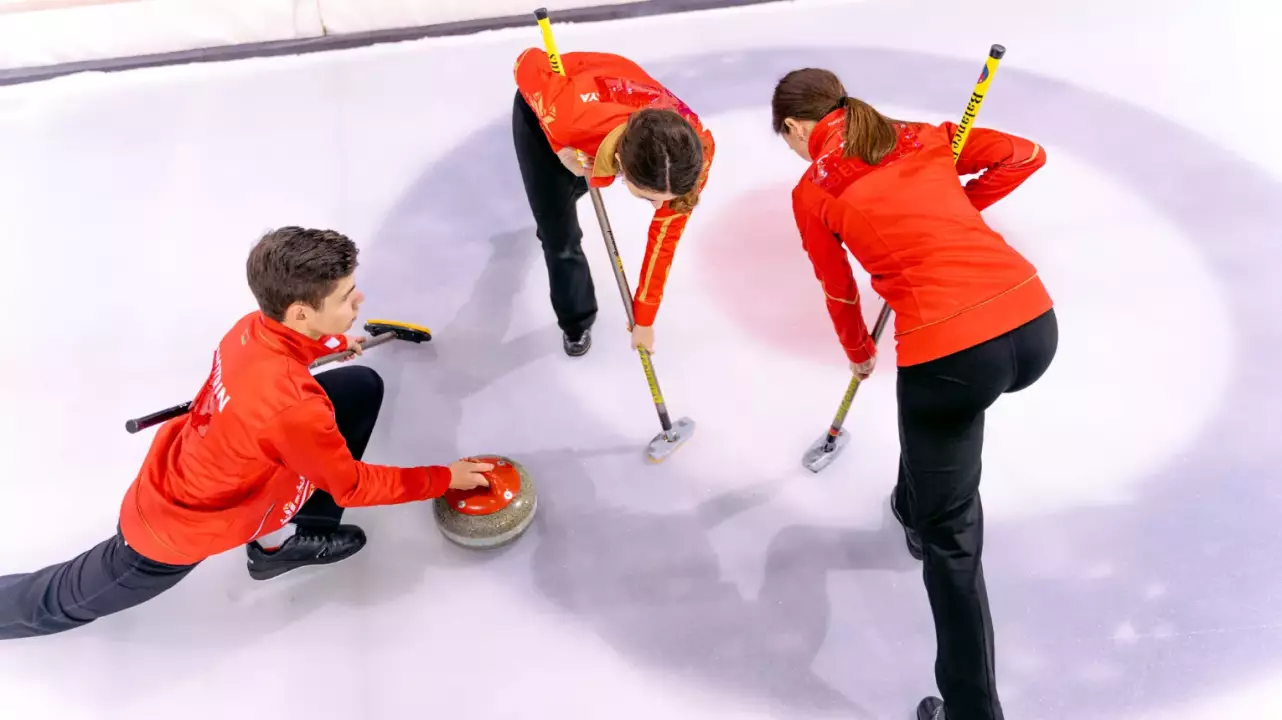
[0,0,789,85]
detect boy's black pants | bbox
[0,365,383,640]
[892,309,1058,720]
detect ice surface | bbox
[0,0,1279,718]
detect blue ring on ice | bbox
[370,45,1282,715]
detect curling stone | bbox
[433,455,537,549]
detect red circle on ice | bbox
[695,184,869,363]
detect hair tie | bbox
[833,95,849,112]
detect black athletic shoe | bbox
[891,492,924,561]
[563,328,591,357]
[916,696,945,719]
[245,525,367,581]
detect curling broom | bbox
[533,7,695,464]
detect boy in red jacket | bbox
[0,227,492,640]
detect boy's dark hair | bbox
[617,108,705,213]
[246,227,359,321]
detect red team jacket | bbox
[792,111,1052,367]
[514,49,715,327]
[118,312,453,566]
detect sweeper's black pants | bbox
[512,90,598,340]
[892,309,1058,720]
[0,366,383,640]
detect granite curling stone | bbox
[433,455,537,549]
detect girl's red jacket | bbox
[792,110,1052,367]
[118,312,452,566]
[514,48,715,328]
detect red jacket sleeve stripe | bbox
[632,137,714,327]
[792,184,876,364]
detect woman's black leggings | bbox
[511,90,597,340]
[893,308,1058,720]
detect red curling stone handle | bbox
[441,456,519,516]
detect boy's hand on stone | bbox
[448,460,493,491]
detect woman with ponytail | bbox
[512,48,714,356]
[773,68,1056,720]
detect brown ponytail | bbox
[840,96,898,164]
[771,68,898,165]
[668,186,700,214]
